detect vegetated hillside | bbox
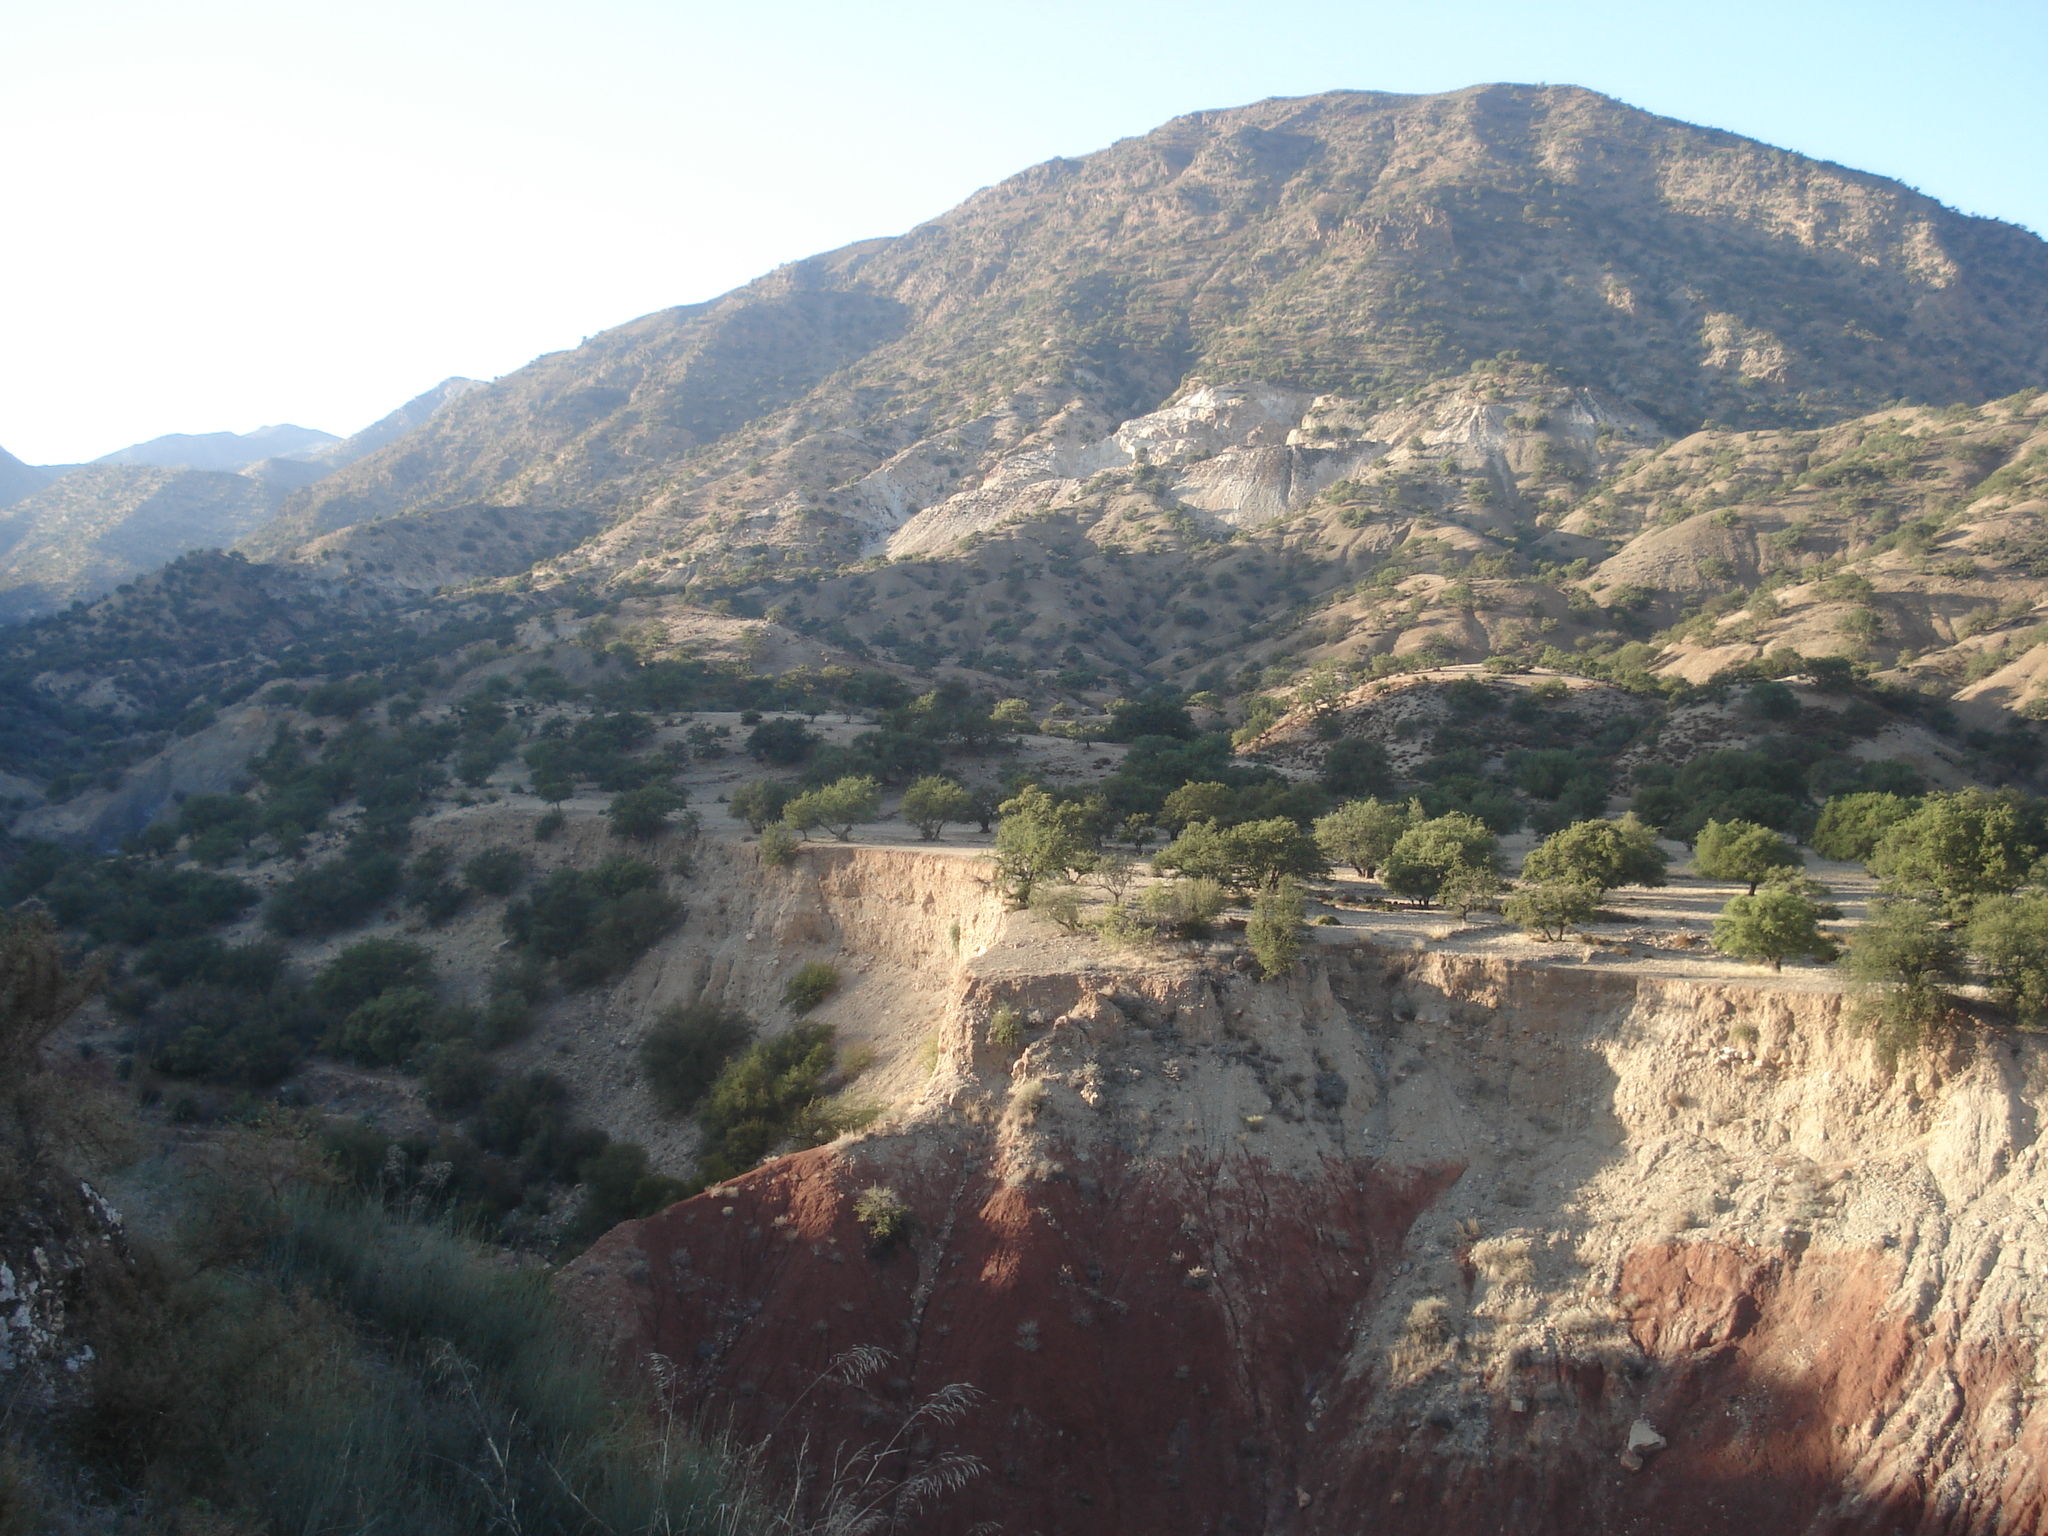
[0,443,51,508]
[269,82,2048,593]
[0,465,289,620]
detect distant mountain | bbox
[0,467,283,621]
[95,423,339,472]
[276,83,2048,589]
[311,377,484,469]
[0,446,50,510]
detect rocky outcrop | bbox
[563,849,2048,1534]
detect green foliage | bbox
[782,960,839,1012]
[503,857,679,987]
[1319,737,1395,799]
[38,856,257,946]
[784,774,882,840]
[265,850,404,937]
[987,1005,1025,1048]
[757,822,800,865]
[1504,881,1599,940]
[1314,797,1416,877]
[1154,816,1326,895]
[606,782,689,841]
[1631,749,1811,840]
[900,774,974,839]
[1520,814,1668,894]
[461,846,528,896]
[695,1021,856,1182]
[639,1000,756,1113]
[1693,818,1803,893]
[331,985,440,1066]
[994,784,1097,902]
[744,716,820,764]
[854,1184,913,1247]
[312,939,436,1013]
[1846,898,1966,1064]
[728,778,794,832]
[1868,789,2043,913]
[1107,688,1196,742]
[1966,893,2048,1024]
[1137,877,1227,939]
[420,1040,496,1112]
[1711,884,1839,971]
[1381,813,1501,905]
[1812,791,1920,862]
[1246,880,1306,979]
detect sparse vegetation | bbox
[782,960,840,1012]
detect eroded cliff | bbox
[560,845,2047,1534]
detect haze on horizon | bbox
[3,0,2043,465]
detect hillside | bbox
[272,83,2048,595]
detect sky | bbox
[4,0,2044,464]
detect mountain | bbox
[0,445,50,509]
[94,422,339,472]
[309,375,484,469]
[275,83,2048,590]
[0,466,283,621]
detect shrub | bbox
[1503,881,1599,940]
[640,1000,756,1113]
[421,1040,496,1112]
[901,775,974,840]
[462,846,528,896]
[311,938,435,1013]
[1693,819,1802,893]
[987,1006,1024,1048]
[503,857,680,986]
[1846,897,1965,1064]
[1027,883,1085,932]
[1138,877,1226,938]
[695,1021,849,1180]
[1867,788,2043,913]
[1966,893,2048,1023]
[265,852,403,937]
[533,808,566,841]
[853,1184,913,1247]
[782,960,839,1012]
[330,985,439,1065]
[1246,880,1306,978]
[784,775,882,840]
[745,718,819,765]
[1812,791,1919,862]
[758,822,800,865]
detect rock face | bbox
[562,846,2048,1535]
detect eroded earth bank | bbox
[559,841,2048,1536]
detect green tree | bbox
[606,783,687,841]
[1520,814,1668,894]
[728,779,794,833]
[1966,892,2048,1024]
[1503,881,1599,941]
[1313,797,1415,878]
[900,775,974,840]
[1246,880,1306,978]
[1381,814,1500,905]
[994,785,1096,902]
[990,697,1036,732]
[1154,818,1324,897]
[1711,885,1839,972]
[1693,819,1803,894]
[1845,897,1966,1063]
[1812,791,1919,862]
[1319,738,1395,799]
[311,938,435,1012]
[1867,789,2041,913]
[785,776,882,841]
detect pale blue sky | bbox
[4,0,2044,462]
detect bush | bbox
[1812,791,1919,862]
[782,960,839,1012]
[1867,788,2043,913]
[533,808,566,841]
[606,783,689,841]
[421,1040,496,1112]
[987,1006,1024,1048]
[1503,881,1599,940]
[1138,877,1227,938]
[503,857,680,986]
[1966,893,2048,1023]
[1693,819,1802,893]
[745,717,819,765]
[640,1001,756,1113]
[1246,881,1306,978]
[265,852,403,937]
[312,938,436,1013]
[462,847,528,896]
[695,1022,856,1181]
[758,822,800,865]
[853,1184,912,1247]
